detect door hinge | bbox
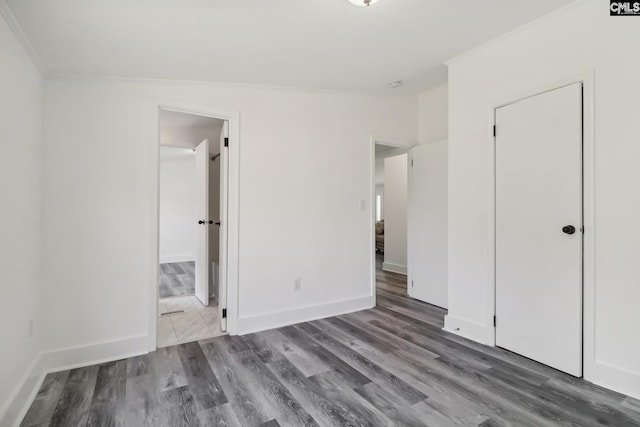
[411,280,414,288]
[493,125,496,137]
[411,159,414,167]
[222,308,227,319]
[224,137,229,147]
[493,315,496,327]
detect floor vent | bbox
[160,310,185,317]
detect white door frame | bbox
[489,71,595,379]
[149,100,240,351]
[370,137,414,305]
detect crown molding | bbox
[444,0,585,67]
[0,0,46,75]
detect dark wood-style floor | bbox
[21,256,640,426]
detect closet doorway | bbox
[157,109,229,347]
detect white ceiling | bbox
[160,109,223,129]
[375,143,398,154]
[160,110,224,149]
[6,0,575,94]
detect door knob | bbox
[214,221,221,226]
[198,220,206,225]
[208,220,214,225]
[562,225,576,235]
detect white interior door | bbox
[409,141,448,309]
[495,83,583,376]
[218,122,229,331]
[194,139,210,306]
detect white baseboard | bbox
[39,335,148,374]
[442,315,640,400]
[159,254,195,264]
[588,361,640,401]
[443,314,495,345]
[382,262,407,275]
[2,321,638,427]
[1,335,148,427]
[0,354,44,427]
[237,295,375,335]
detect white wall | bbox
[375,146,409,224]
[375,184,384,221]
[159,146,198,263]
[418,83,448,145]
[0,11,43,425]
[382,154,408,274]
[446,0,640,399]
[375,145,408,186]
[40,77,417,352]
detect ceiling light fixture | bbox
[389,81,403,89]
[348,0,379,7]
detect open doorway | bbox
[374,143,409,297]
[157,109,228,347]
[373,140,448,310]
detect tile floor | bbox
[159,261,196,298]
[157,295,225,348]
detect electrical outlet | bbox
[28,318,34,339]
[294,278,302,291]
